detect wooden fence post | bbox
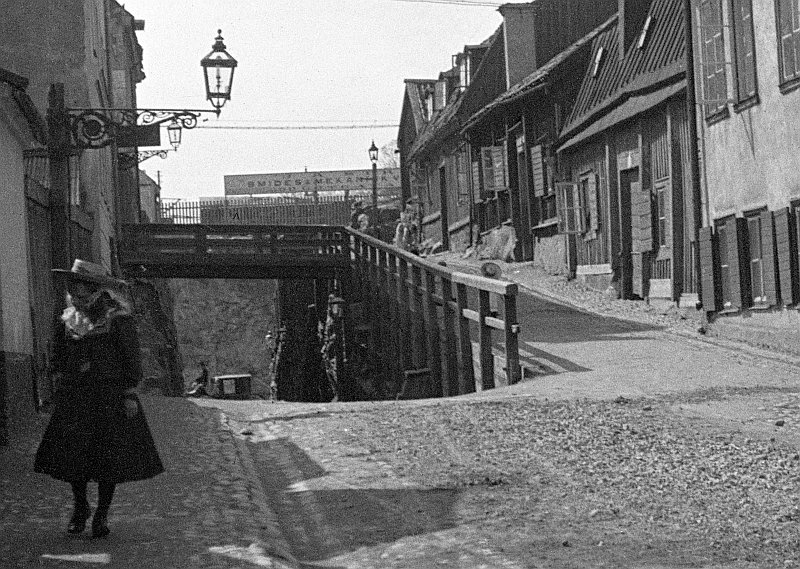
[455,282,475,394]
[479,289,495,390]
[424,270,443,398]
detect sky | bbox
[122,0,519,200]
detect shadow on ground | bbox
[248,436,460,566]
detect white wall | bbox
[0,94,34,357]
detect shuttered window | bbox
[776,0,800,85]
[699,0,729,117]
[731,0,758,102]
[530,145,546,197]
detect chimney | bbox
[619,0,652,58]
[499,3,539,89]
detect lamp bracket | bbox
[66,107,217,149]
[118,149,172,169]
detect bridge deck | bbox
[120,223,349,279]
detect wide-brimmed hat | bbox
[52,259,126,289]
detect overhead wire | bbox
[197,124,399,130]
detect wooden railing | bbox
[347,228,521,398]
[120,224,349,276]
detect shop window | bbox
[775,0,800,87]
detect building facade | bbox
[693,0,800,324]
[556,0,698,305]
[0,69,48,444]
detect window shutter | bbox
[727,217,743,309]
[587,173,599,231]
[481,147,495,192]
[530,145,545,197]
[631,182,653,253]
[471,160,481,199]
[699,226,718,312]
[760,209,777,306]
[491,144,506,189]
[774,207,795,305]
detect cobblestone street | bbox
[0,396,296,569]
[3,277,800,568]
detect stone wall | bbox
[169,279,278,397]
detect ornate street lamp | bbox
[369,140,379,219]
[65,30,236,150]
[201,30,238,114]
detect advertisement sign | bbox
[224,168,400,196]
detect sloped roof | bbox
[462,14,616,133]
[560,0,685,143]
[406,26,503,162]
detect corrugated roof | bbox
[561,0,685,140]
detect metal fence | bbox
[157,193,400,226]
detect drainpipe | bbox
[684,0,704,306]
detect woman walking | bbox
[34,259,164,538]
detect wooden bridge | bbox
[119,222,522,397]
[120,223,349,280]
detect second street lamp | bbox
[369,140,379,224]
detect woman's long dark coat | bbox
[34,314,164,483]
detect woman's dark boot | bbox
[92,481,115,538]
[91,508,109,538]
[68,481,90,534]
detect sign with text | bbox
[224,168,400,196]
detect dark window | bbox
[776,0,800,85]
[699,0,729,117]
[730,0,758,103]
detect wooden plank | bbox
[456,282,475,395]
[478,290,495,391]
[424,270,443,397]
[698,226,717,312]
[774,207,795,305]
[503,294,521,386]
[760,210,777,306]
[441,276,459,396]
[727,217,743,310]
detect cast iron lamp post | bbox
[369,140,379,219]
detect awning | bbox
[558,80,685,152]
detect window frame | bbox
[746,213,767,305]
[730,0,760,109]
[555,182,586,235]
[698,0,731,120]
[775,0,800,92]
